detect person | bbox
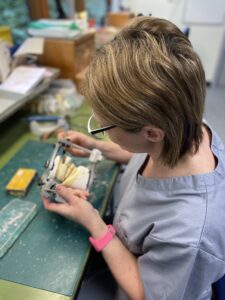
[42,16,225,300]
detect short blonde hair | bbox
[82,16,206,167]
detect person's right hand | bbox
[43,185,108,237]
[57,130,96,157]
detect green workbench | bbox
[0,106,120,300]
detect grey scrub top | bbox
[113,125,225,300]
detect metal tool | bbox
[39,139,103,202]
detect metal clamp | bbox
[39,139,103,202]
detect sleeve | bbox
[138,234,202,300]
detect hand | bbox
[57,130,96,157]
[42,185,107,236]
[58,130,132,164]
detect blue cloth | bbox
[114,124,225,300]
[213,274,225,300]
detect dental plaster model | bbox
[39,139,103,203]
[49,155,90,190]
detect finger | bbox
[42,197,70,216]
[73,189,89,200]
[56,185,78,203]
[69,148,89,157]
[57,130,74,140]
[57,130,67,140]
[56,185,88,202]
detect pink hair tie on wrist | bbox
[89,225,116,252]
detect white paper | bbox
[13,37,44,57]
[0,42,11,82]
[0,66,46,94]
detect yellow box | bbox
[0,26,13,46]
[6,168,37,196]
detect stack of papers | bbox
[28,19,81,39]
[0,41,11,82]
[0,66,46,94]
[13,37,44,57]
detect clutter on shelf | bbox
[0,36,45,87]
[28,19,82,39]
[24,79,84,116]
[0,65,46,94]
[28,115,69,139]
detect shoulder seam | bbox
[146,233,225,263]
[197,180,208,247]
[197,247,225,263]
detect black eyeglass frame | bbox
[87,114,116,136]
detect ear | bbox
[141,126,165,143]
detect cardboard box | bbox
[6,168,37,196]
[38,32,95,84]
[107,12,135,28]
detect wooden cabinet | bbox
[38,32,95,87]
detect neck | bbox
[143,126,215,179]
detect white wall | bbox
[127,0,225,84]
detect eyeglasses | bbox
[87,114,116,138]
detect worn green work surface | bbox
[0,198,37,258]
[0,140,119,298]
